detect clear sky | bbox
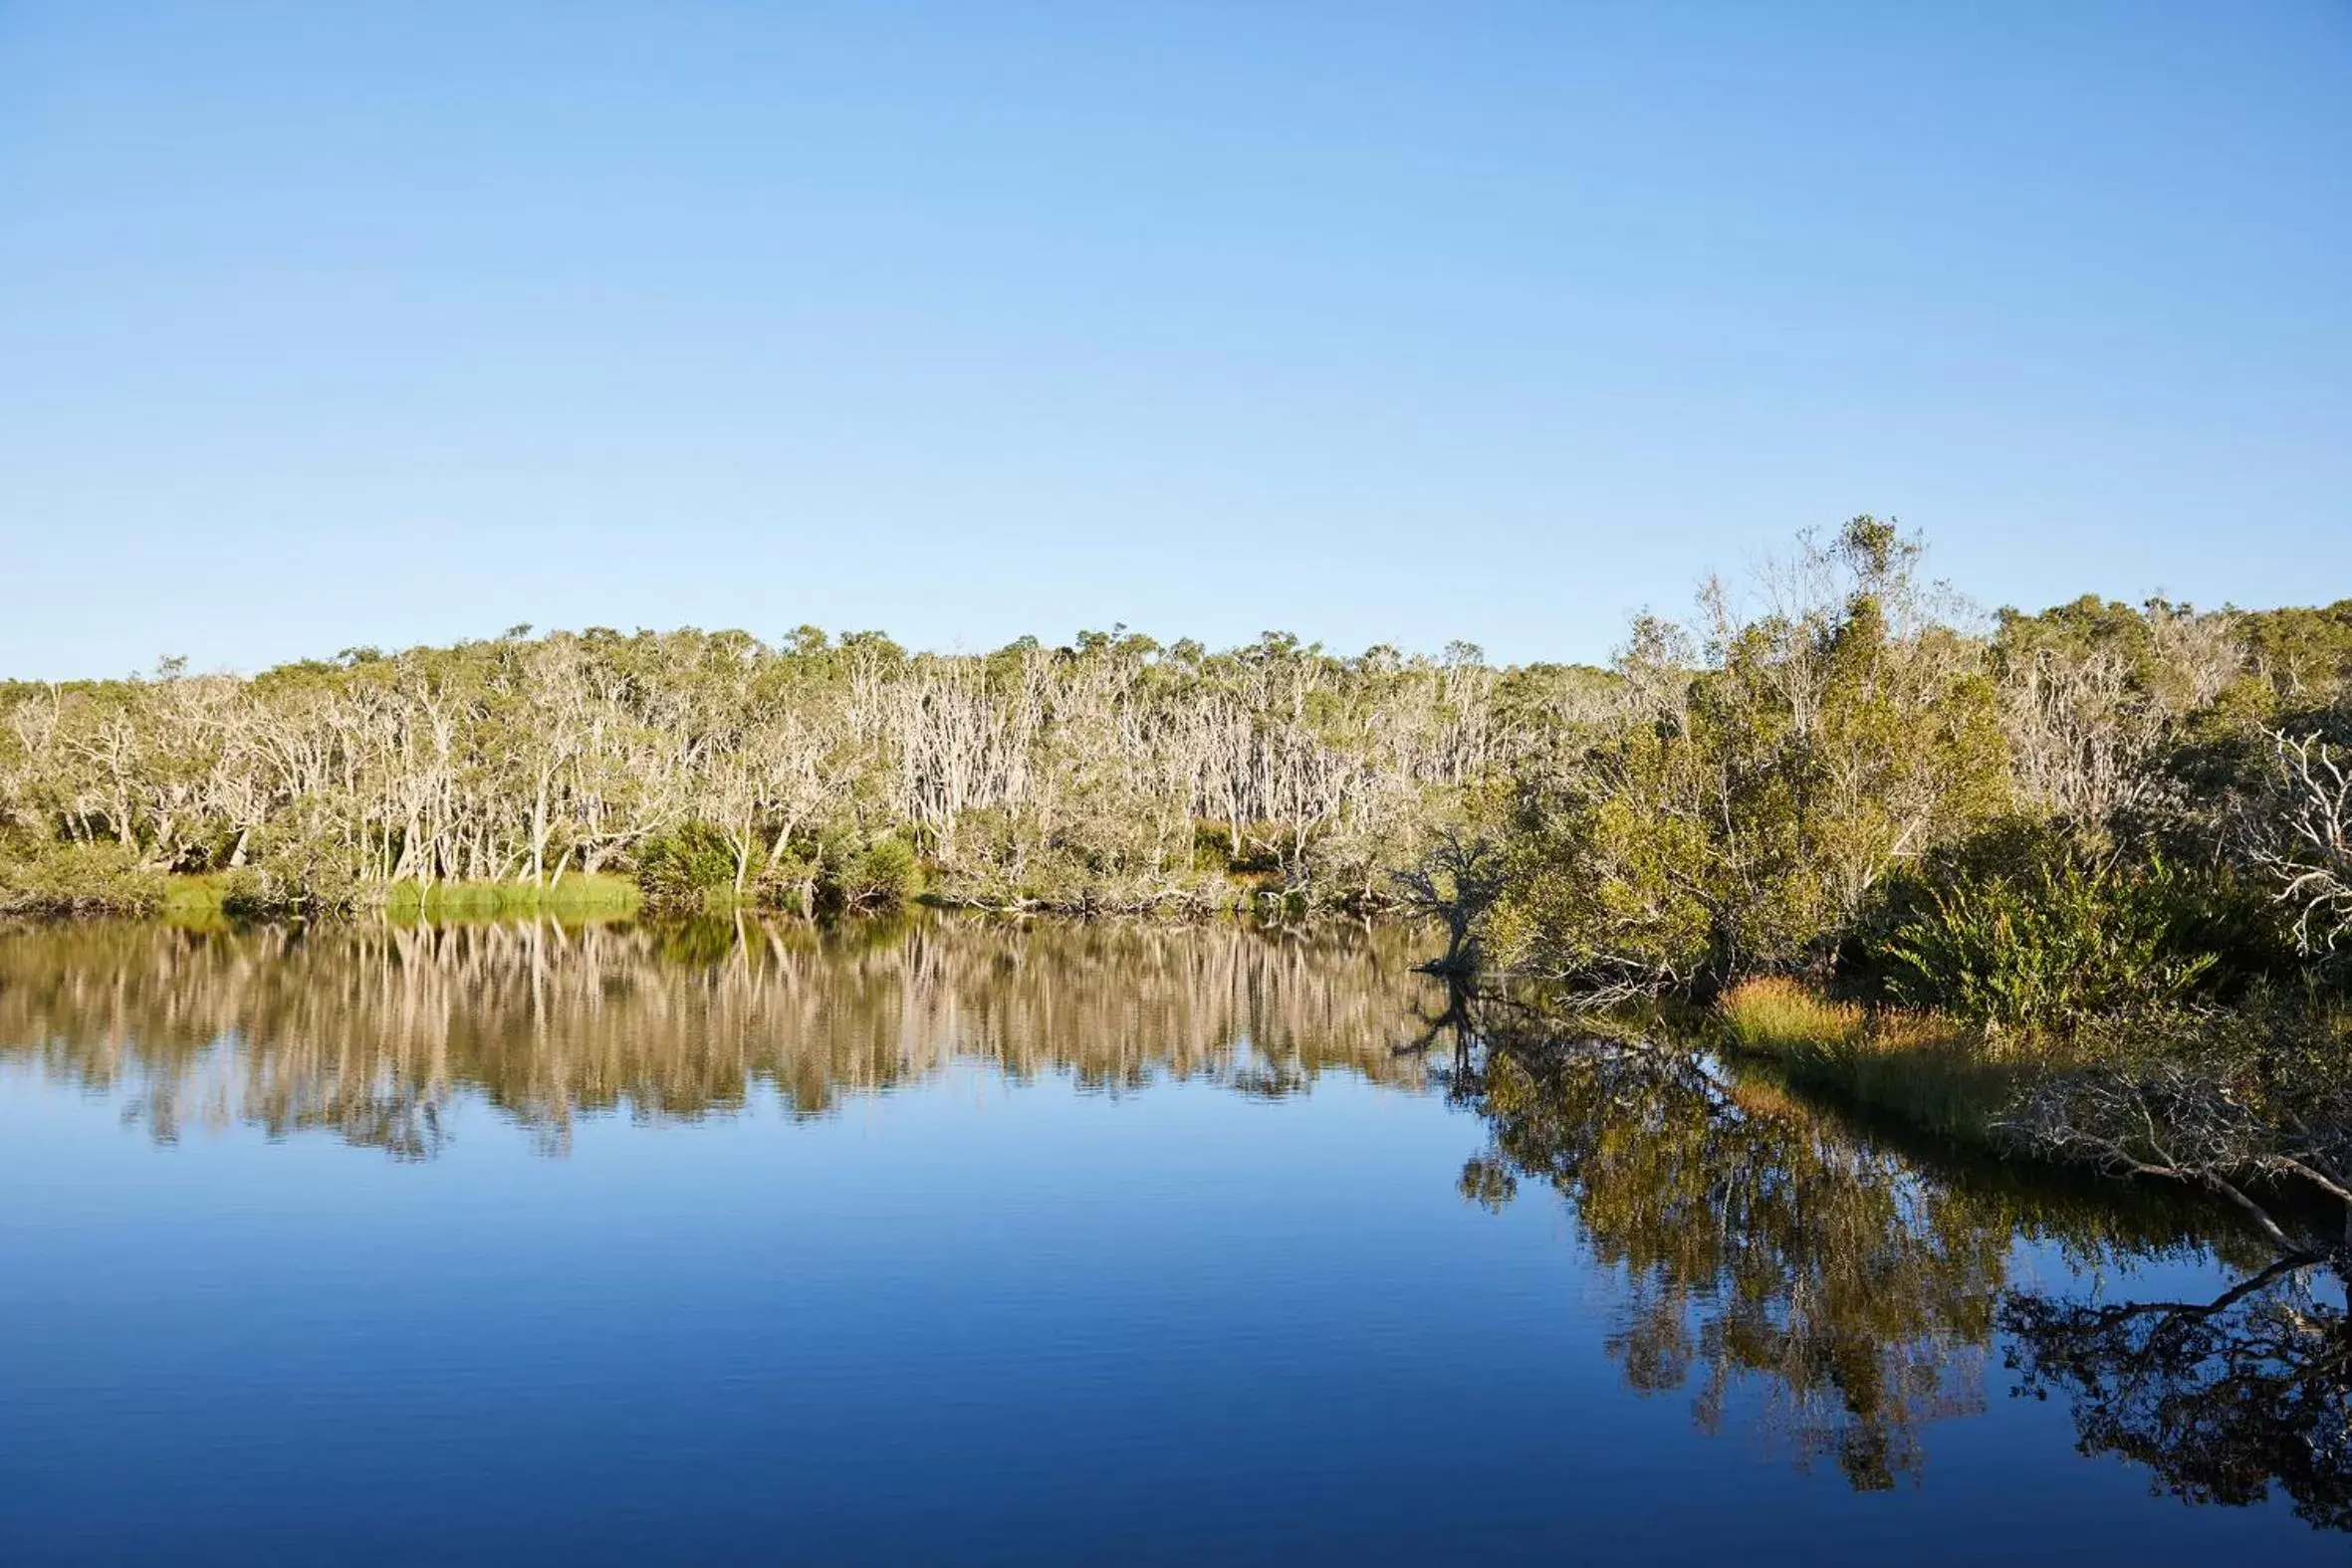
[3,1,2346,679]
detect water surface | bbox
[2,918,2344,1564]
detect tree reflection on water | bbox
[1451,1030,2002,1488]
[2002,1258,2352,1530]
[4,917,2349,1524]
[1445,1008,2352,1516]
[0,915,1434,1155]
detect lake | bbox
[2,917,2344,1565]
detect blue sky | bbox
[3,1,2345,678]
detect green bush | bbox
[0,839,167,917]
[218,864,361,920]
[632,822,737,912]
[1842,815,2059,985]
[750,852,819,916]
[213,807,368,918]
[1871,843,2223,1029]
[218,868,281,919]
[819,833,922,913]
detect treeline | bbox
[11,516,2352,1232]
[1458,517,2352,1000]
[0,624,1605,916]
[1407,516,2352,1257]
[4,518,2348,968]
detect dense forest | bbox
[0,621,1604,918]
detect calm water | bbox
[2,918,2345,1565]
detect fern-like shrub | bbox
[1876,852,2220,1029]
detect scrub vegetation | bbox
[0,627,1592,919]
[6,516,2352,1240]
[1445,517,2352,1255]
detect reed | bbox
[1718,977,2019,1140]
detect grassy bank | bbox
[378,873,643,920]
[0,852,648,925]
[1712,975,2352,1260]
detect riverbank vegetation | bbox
[0,626,1594,920]
[1442,517,2352,1255]
[6,516,2352,1238]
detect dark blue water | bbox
[1,920,2343,1564]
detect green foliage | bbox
[1484,755,1716,991]
[1490,517,2010,989]
[1190,823,1240,874]
[1491,530,2348,1019]
[215,802,370,917]
[818,833,921,913]
[632,822,738,912]
[749,852,819,916]
[2238,599,2352,704]
[1873,844,2222,1029]
[218,869,291,920]
[0,622,1556,921]
[4,533,2348,959]
[0,839,167,917]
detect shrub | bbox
[219,868,289,919]
[230,862,361,918]
[0,839,166,917]
[1191,823,1239,874]
[750,852,819,917]
[820,833,922,913]
[1871,846,2221,1030]
[216,807,367,917]
[632,822,737,912]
